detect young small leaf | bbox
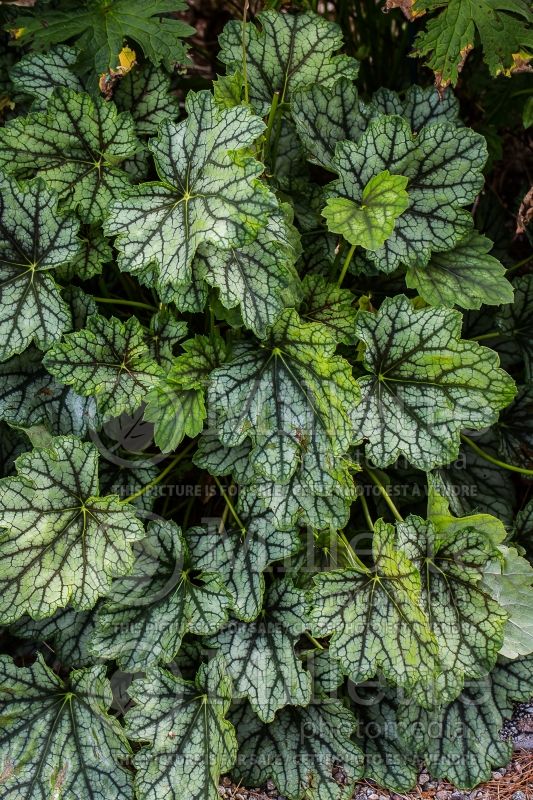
[323,170,409,250]
[325,115,487,274]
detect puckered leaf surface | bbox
[293,80,460,170]
[8,0,194,75]
[90,520,231,671]
[401,656,533,787]
[11,606,99,667]
[9,45,82,109]
[195,212,301,338]
[218,11,359,115]
[0,655,134,799]
[405,231,513,309]
[208,308,360,485]
[325,115,487,273]
[43,314,164,424]
[0,436,144,622]
[0,88,141,222]
[368,84,461,129]
[125,657,237,800]
[186,496,300,622]
[309,518,438,695]
[352,295,516,469]
[114,63,180,137]
[231,697,364,800]
[106,90,275,288]
[412,0,533,86]
[208,577,311,722]
[0,348,97,437]
[395,513,507,701]
[300,274,359,345]
[0,173,79,362]
[55,224,112,282]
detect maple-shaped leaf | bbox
[323,169,409,250]
[0,655,134,798]
[325,115,487,274]
[43,314,164,424]
[11,606,99,668]
[208,308,360,485]
[299,275,359,345]
[412,0,533,87]
[401,657,533,787]
[482,545,533,658]
[114,63,180,137]
[0,435,144,623]
[292,79,460,170]
[144,333,226,453]
[8,0,194,76]
[195,212,301,338]
[395,512,507,701]
[352,295,516,469]
[231,697,364,800]
[106,90,276,288]
[9,45,82,109]
[309,518,438,695]
[218,10,359,116]
[405,231,514,309]
[0,347,97,438]
[90,519,231,671]
[185,496,300,622]
[0,88,142,222]
[125,657,237,800]
[0,173,79,362]
[208,577,311,722]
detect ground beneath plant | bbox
[219,704,533,800]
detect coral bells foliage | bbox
[0,4,533,800]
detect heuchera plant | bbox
[0,3,532,799]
